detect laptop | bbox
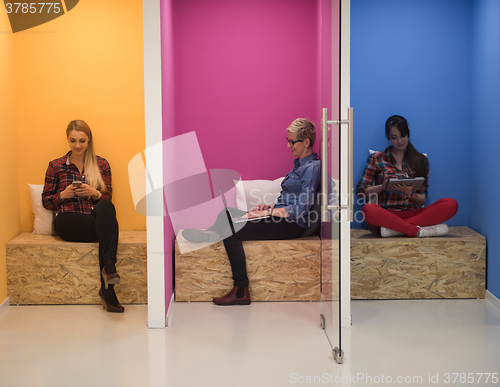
[219,190,271,224]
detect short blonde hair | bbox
[287,118,316,147]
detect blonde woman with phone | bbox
[42,120,123,313]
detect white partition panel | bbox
[143,0,166,329]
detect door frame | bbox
[339,0,351,327]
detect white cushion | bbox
[28,184,53,235]
[235,177,285,211]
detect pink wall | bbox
[318,0,340,287]
[161,0,340,310]
[161,0,175,313]
[171,0,321,180]
[319,0,340,180]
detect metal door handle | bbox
[321,107,353,221]
[321,108,330,222]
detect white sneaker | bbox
[416,223,449,238]
[380,227,404,237]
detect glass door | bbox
[320,107,352,364]
[319,106,341,362]
[319,0,351,364]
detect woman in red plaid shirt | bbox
[42,120,124,313]
[356,115,458,238]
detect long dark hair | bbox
[385,115,429,184]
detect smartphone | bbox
[72,181,83,187]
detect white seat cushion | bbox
[28,184,54,235]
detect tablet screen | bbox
[386,177,424,191]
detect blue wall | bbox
[351,0,500,299]
[470,0,500,299]
[351,0,473,228]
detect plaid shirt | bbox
[42,151,112,215]
[356,148,428,211]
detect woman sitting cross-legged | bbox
[182,118,321,306]
[356,115,458,238]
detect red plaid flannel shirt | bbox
[356,148,428,211]
[42,151,112,215]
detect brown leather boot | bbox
[99,288,125,313]
[212,286,251,305]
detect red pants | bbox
[362,198,458,237]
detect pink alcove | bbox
[161,0,340,313]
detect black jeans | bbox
[208,208,305,287]
[54,200,119,288]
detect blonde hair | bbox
[66,120,107,193]
[287,118,316,147]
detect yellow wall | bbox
[1,0,145,304]
[14,0,146,232]
[0,10,21,303]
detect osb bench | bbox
[350,226,486,299]
[175,231,321,302]
[6,231,147,305]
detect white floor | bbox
[0,299,499,387]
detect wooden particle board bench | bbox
[175,231,321,302]
[7,231,147,305]
[350,226,486,299]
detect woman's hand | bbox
[365,174,395,196]
[392,182,415,196]
[251,203,271,212]
[244,210,269,219]
[393,182,426,206]
[74,183,99,198]
[60,184,78,200]
[380,173,396,191]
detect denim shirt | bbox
[274,153,321,229]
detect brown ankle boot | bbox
[212,286,251,305]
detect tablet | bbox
[386,177,424,191]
